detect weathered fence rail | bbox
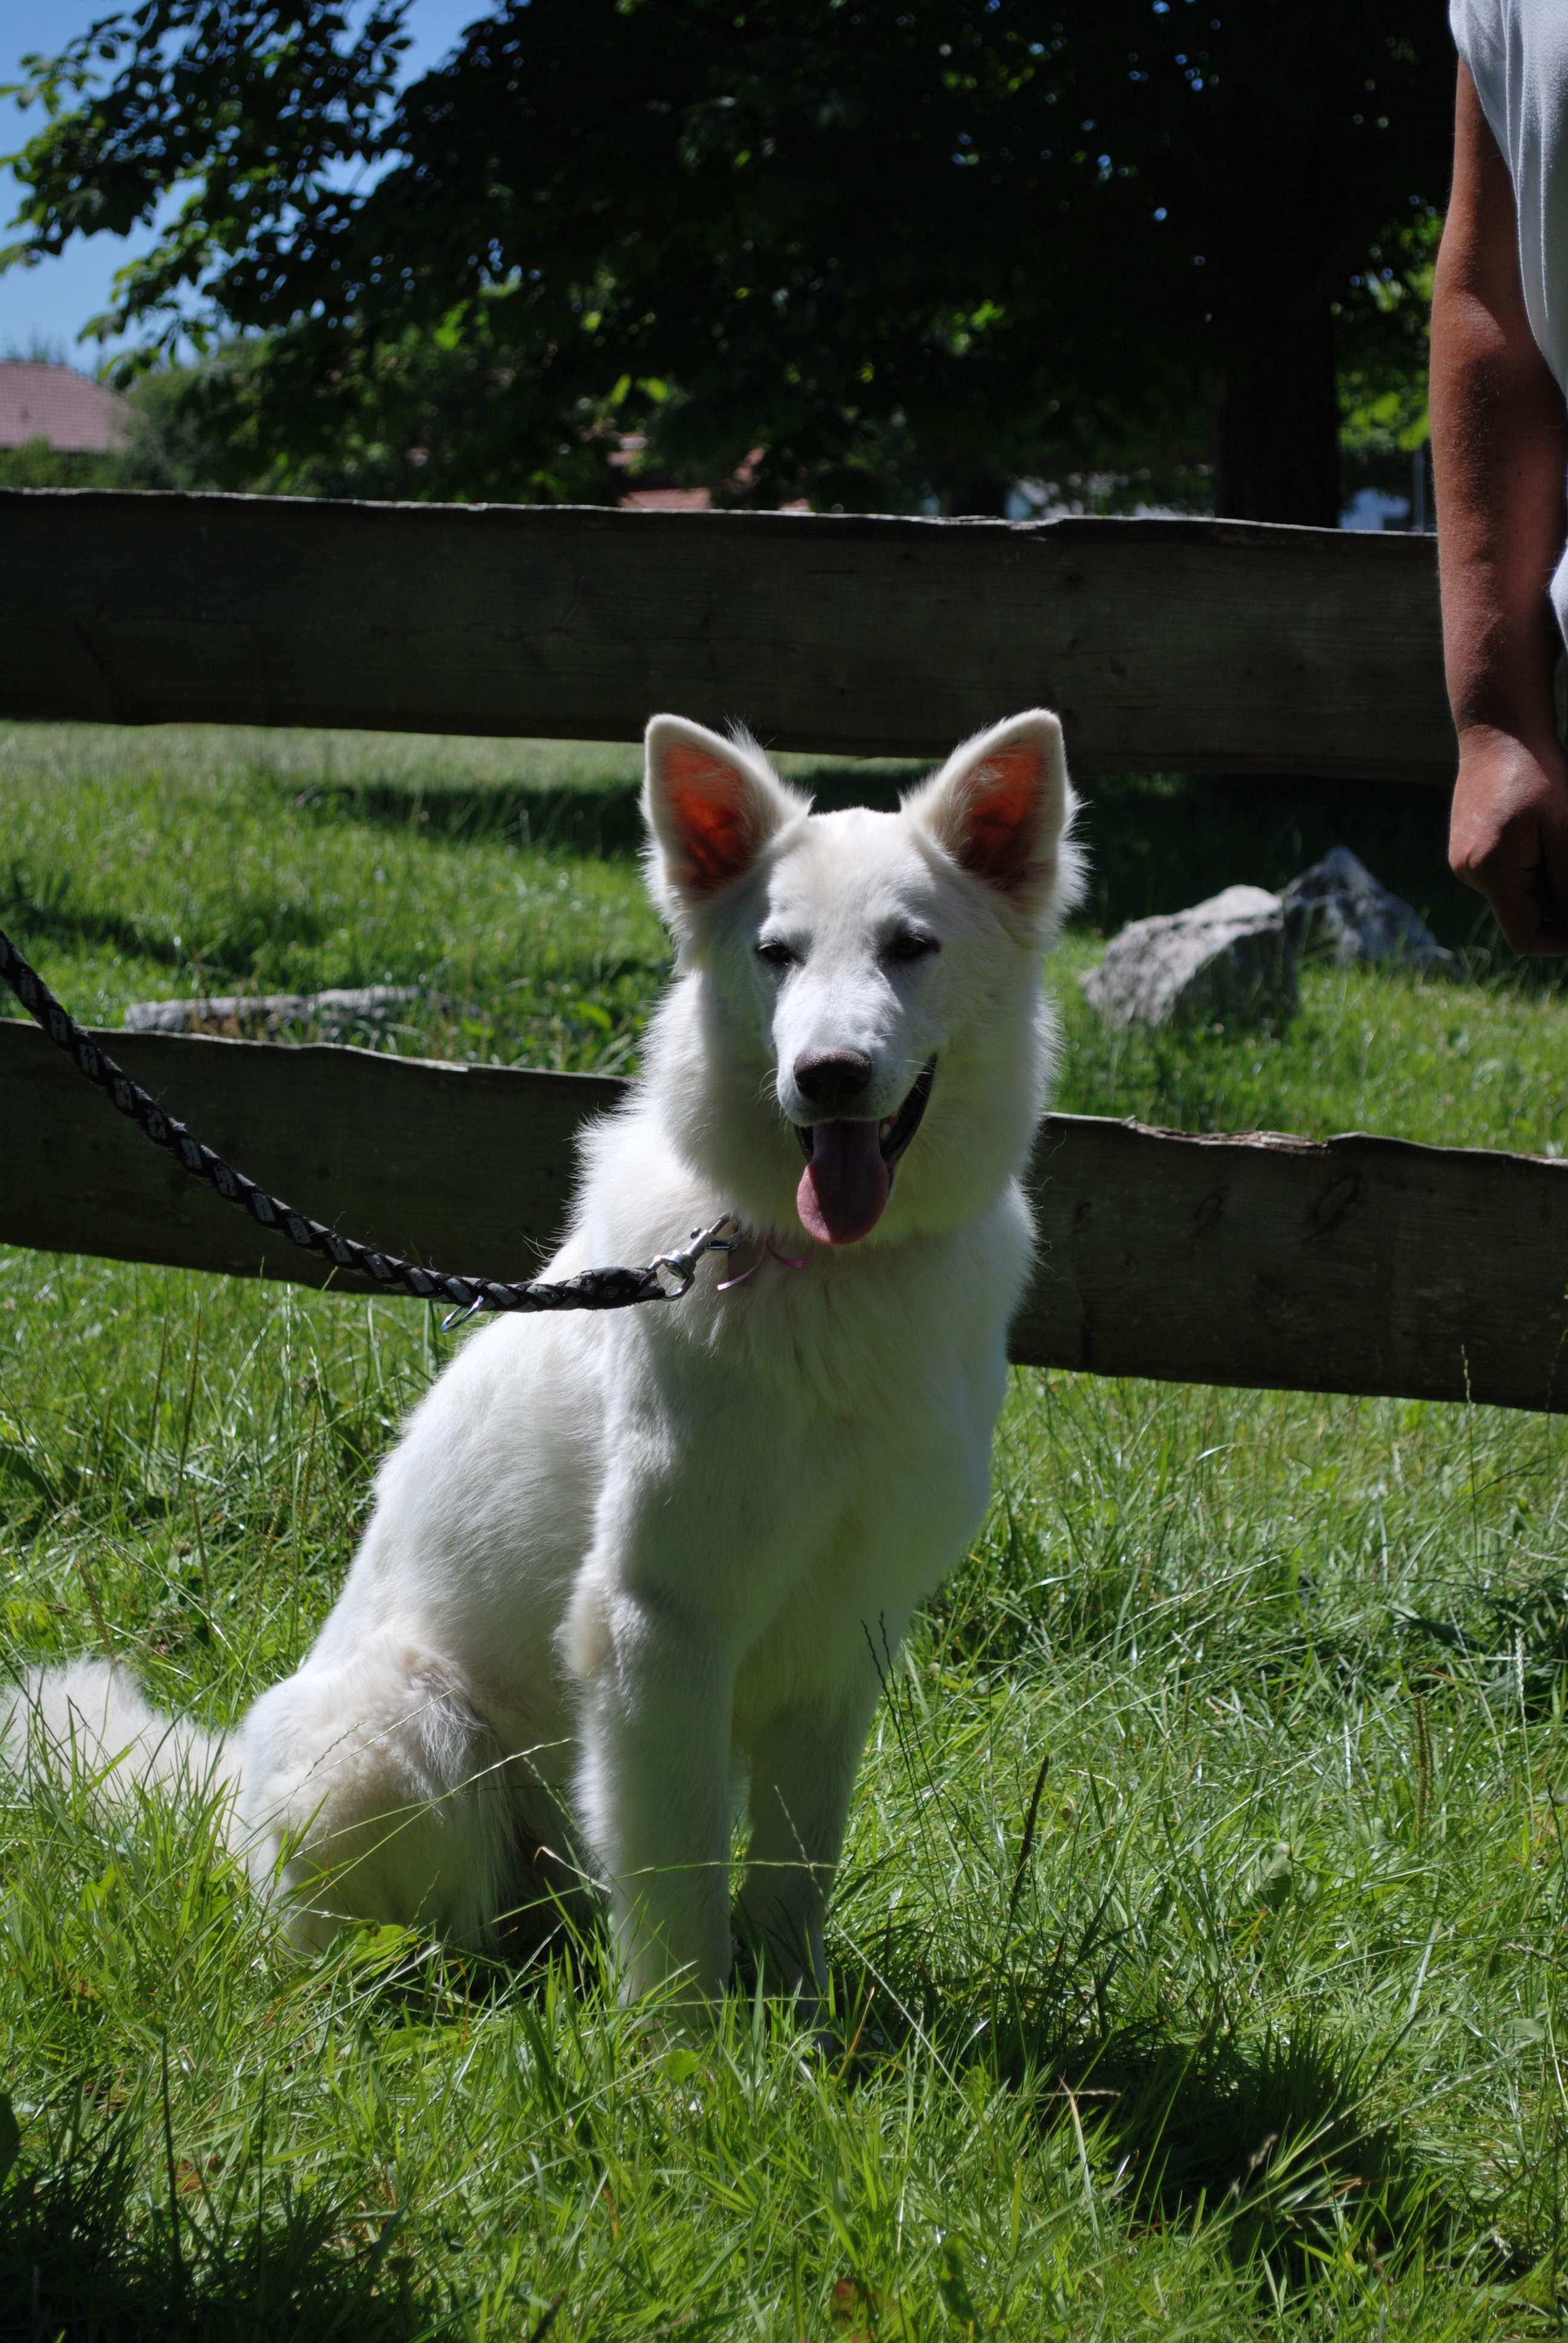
[5,1017,1563,1414]
[0,489,1452,781]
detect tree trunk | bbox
[1213,301,1341,527]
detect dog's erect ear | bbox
[642,716,805,905]
[906,710,1079,923]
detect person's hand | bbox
[1449,725,1568,954]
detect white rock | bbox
[123,985,419,1040]
[1080,884,1297,1029]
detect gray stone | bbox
[1279,847,1454,971]
[123,985,420,1041]
[1080,883,1297,1030]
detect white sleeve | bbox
[1451,0,1512,161]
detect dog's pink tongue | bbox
[797,1120,889,1245]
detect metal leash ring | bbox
[648,1221,743,1301]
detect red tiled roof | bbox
[0,362,131,453]
[619,486,712,511]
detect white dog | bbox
[8,709,1080,2004]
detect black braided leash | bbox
[0,929,737,1324]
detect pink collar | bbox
[716,1235,817,1291]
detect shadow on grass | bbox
[1070,2019,1460,2273]
[295,776,648,859]
[293,762,1515,973]
[0,873,187,971]
[1,866,332,977]
[1401,1569,1568,1715]
[828,1933,1477,2287]
[0,2114,426,2343]
[291,759,920,862]
[1075,770,1478,948]
[4,759,1524,987]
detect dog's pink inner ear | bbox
[663,743,761,893]
[953,742,1047,891]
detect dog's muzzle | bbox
[792,1057,936,1172]
[791,1060,936,1247]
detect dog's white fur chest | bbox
[328,1142,1027,1747]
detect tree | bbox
[4,1,1452,521]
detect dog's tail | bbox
[1,1657,238,1817]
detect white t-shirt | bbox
[1451,0,1568,637]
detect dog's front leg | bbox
[569,1578,734,2005]
[736,1689,879,2003]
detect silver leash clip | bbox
[648,1213,742,1299]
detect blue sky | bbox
[0,1,486,366]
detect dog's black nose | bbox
[794,1049,874,1115]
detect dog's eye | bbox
[755,939,798,969]
[884,930,939,964]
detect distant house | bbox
[0,362,130,453]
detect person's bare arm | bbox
[1432,62,1568,953]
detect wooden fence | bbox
[4,1017,1566,1413]
[7,487,1538,1412]
[0,489,1451,780]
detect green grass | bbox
[5,723,1568,2338]
[1051,936,1568,1156]
[3,718,1564,1153]
[0,724,670,1078]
